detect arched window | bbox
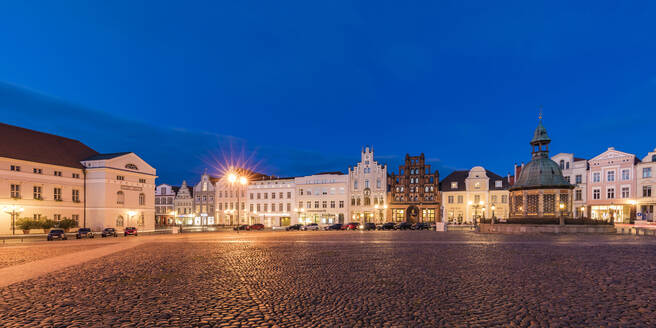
[116,216,124,227]
[652,154,656,162]
[117,191,124,204]
[364,197,370,206]
[559,160,565,169]
[139,193,146,206]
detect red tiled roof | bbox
[0,122,99,169]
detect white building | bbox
[174,180,194,225]
[295,173,348,225]
[81,152,156,232]
[348,146,387,223]
[551,153,588,218]
[637,148,656,221]
[155,183,176,225]
[247,177,295,227]
[0,123,156,234]
[193,172,217,226]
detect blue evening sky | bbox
[1,1,655,183]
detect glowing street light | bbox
[3,205,24,235]
[227,170,248,228]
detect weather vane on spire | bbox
[538,106,543,120]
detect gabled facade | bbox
[637,148,656,221]
[193,172,217,225]
[348,146,387,223]
[386,153,440,223]
[155,183,176,225]
[174,181,193,224]
[81,152,156,231]
[587,147,639,223]
[551,153,588,218]
[441,167,509,224]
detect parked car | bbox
[76,227,94,239]
[249,224,265,230]
[412,222,430,230]
[124,227,138,236]
[301,223,320,231]
[380,222,396,230]
[359,222,376,230]
[395,222,413,230]
[47,229,67,241]
[342,222,360,230]
[325,223,343,230]
[234,225,250,231]
[101,228,118,237]
[286,224,303,231]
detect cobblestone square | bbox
[1,231,655,327]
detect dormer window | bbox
[495,180,502,188]
[125,163,138,170]
[451,182,458,189]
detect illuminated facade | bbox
[551,153,588,218]
[348,146,387,223]
[193,172,217,225]
[508,119,574,220]
[295,173,348,225]
[587,147,639,223]
[247,177,295,227]
[386,153,440,223]
[155,183,176,225]
[174,181,193,225]
[637,148,656,221]
[0,123,156,234]
[440,166,509,224]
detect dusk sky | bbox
[1,1,655,183]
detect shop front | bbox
[591,205,631,223]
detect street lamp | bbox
[629,200,638,221]
[491,204,496,224]
[3,205,24,235]
[227,172,248,228]
[559,202,565,225]
[127,210,137,227]
[580,206,585,219]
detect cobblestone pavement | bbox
[0,242,112,269]
[1,231,656,327]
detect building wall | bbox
[193,173,216,225]
[387,154,440,223]
[637,149,656,221]
[442,167,509,224]
[552,153,588,218]
[348,147,387,223]
[215,179,247,225]
[295,174,348,225]
[247,178,295,227]
[174,181,194,224]
[587,147,637,223]
[0,157,85,234]
[82,154,156,232]
[155,184,176,225]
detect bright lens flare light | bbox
[228,173,237,183]
[239,176,247,185]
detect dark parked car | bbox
[395,222,413,230]
[249,224,265,230]
[47,229,67,241]
[76,227,94,239]
[380,222,396,230]
[234,225,250,231]
[101,228,118,237]
[412,222,430,230]
[360,222,376,230]
[341,222,360,230]
[124,227,138,236]
[325,223,343,230]
[286,224,303,231]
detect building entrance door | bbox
[280,217,290,226]
[406,206,419,223]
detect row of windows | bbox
[351,197,385,206]
[249,203,292,212]
[394,195,436,202]
[30,214,79,222]
[10,165,80,178]
[117,176,147,184]
[353,179,382,189]
[10,184,80,202]
[298,188,346,195]
[592,187,630,200]
[218,190,245,198]
[116,215,145,227]
[155,197,174,205]
[395,186,435,192]
[249,192,292,200]
[447,195,508,204]
[116,191,146,206]
[297,200,345,209]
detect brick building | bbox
[386,153,440,224]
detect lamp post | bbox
[580,206,585,219]
[629,200,638,222]
[559,202,565,225]
[491,204,496,224]
[127,210,136,227]
[227,173,248,228]
[3,205,24,235]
